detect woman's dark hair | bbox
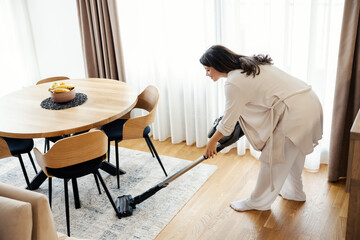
[200,45,273,77]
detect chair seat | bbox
[2,138,34,156]
[101,119,150,141]
[46,156,105,179]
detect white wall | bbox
[26,0,85,79]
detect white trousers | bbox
[247,137,306,210]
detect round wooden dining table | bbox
[0,78,138,190]
[0,78,138,139]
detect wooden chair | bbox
[36,76,70,152]
[33,130,118,237]
[0,137,38,190]
[101,85,168,188]
[36,76,70,85]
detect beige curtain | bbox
[328,0,360,182]
[76,0,126,82]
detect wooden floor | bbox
[118,138,348,240]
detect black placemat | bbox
[40,93,88,110]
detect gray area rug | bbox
[0,139,217,240]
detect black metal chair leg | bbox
[49,177,52,208]
[72,178,81,209]
[144,136,155,158]
[47,139,50,152]
[17,154,32,190]
[147,136,168,176]
[95,170,118,213]
[107,140,111,162]
[64,179,70,236]
[44,138,50,153]
[93,173,101,194]
[28,152,38,174]
[43,139,47,153]
[115,140,120,189]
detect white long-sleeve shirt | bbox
[217,65,323,164]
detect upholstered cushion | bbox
[0,183,58,240]
[0,196,32,240]
[2,137,34,155]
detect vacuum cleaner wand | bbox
[115,119,244,218]
[115,146,221,218]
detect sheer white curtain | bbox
[116,0,217,148]
[117,0,344,171]
[0,0,39,97]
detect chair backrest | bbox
[135,85,159,113]
[122,85,159,140]
[33,130,107,177]
[0,138,12,159]
[36,76,70,85]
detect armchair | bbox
[0,182,84,240]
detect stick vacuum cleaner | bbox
[115,116,244,218]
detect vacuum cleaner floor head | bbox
[116,195,135,218]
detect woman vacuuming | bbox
[200,45,323,211]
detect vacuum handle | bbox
[161,144,224,185]
[132,144,225,206]
[132,152,210,205]
[133,184,165,206]
[160,155,206,185]
[203,144,224,160]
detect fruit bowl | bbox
[49,82,76,103]
[50,88,76,103]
